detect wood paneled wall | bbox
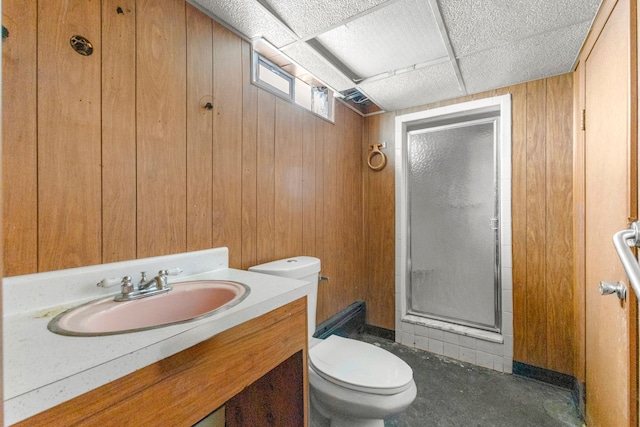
[363,113,396,330]
[2,0,365,325]
[364,74,575,375]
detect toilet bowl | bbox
[249,257,417,427]
[309,335,417,427]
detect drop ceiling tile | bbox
[264,0,390,38]
[439,0,602,57]
[315,0,447,79]
[459,21,591,95]
[360,62,464,111]
[281,43,355,91]
[192,0,296,47]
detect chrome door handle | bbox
[612,222,640,301]
[599,281,627,300]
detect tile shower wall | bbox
[395,294,514,373]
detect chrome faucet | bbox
[138,270,168,292]
[138,271,149,289]
[102,268,183,302]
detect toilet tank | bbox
[249,257,320,339]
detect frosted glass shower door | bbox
[408,120,499,330]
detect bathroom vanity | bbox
[3,248,310,426]
[17,299,307,426]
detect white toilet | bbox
[249,257,417,427]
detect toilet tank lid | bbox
[248,256,320,279]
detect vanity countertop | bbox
[3,248,311,425]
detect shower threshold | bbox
[402,314,503,344]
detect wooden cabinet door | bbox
[584,0,638,425]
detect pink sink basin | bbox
[48,280,250,336]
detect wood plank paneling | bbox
[545,74,574,374]
[212,22,243,268]
[364,112,397,329]
[256,91,276,265]
[314,117,325,265]
[102,0,137,263]
[313,103,366,322]
[136,0,187,258]
[274,99,303,259]
[333,105,345,299]
[38,0,102,271]
[302,114,317,257]
[573,62,587,387]
[525,79,548,367]
[2,0,37,275]
[241,41,258,270]
[318,105,340,322]
[314,116,326,308]
[186,4,214,252]
[361,113,371,319]
[510,83,529,363]
[344,107,364,303]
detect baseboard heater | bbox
[313,301,366,339]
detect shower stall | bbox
[408,119,499,330]
[395,95,513,372]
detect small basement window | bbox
[255,56,293,98]
[252,50,334,122]
[295,78,312,110]
[312,86,330,118]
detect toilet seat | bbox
[308,335,413,395]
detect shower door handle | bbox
[489,218,499,230]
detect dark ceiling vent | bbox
[340,88,382,115]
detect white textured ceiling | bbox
[263,0,391,38]
[192,0,602,112]
[315,0,447,80]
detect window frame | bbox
[251,50,335,123]
[253,53,295,100]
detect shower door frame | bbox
[406,117,501,332]
[395,95,512,340]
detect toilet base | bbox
[310,391,384,427]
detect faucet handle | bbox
[161,267,183,277]
[97,277,121,288]
[121,276,134,296]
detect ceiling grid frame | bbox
[279,0,406,46]
[427,0,467,95]
[191,0,603,112]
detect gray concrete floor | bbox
[311,333,583,427]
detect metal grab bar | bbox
[612,222,640,300]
